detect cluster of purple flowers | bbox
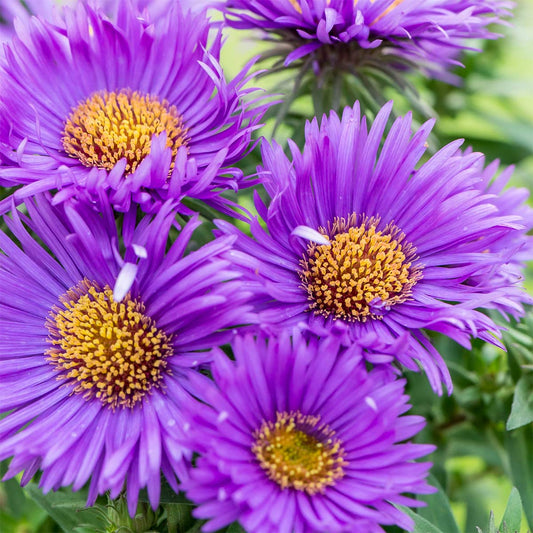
[0,1,530,532]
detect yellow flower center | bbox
[62,89,188,174]
[299,215,421,322]
[45,279,172,409]
[252,411,346,494]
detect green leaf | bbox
[74,526,105,533]
[487,510,497,533]
[24,483,103,533]
[417,474,461,533]
[505,425,533,530]
[507,375,533,430]
[397,505,445,533]
[3,477,28,518]
[499,488,522,533]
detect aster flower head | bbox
[0,1,266,214]
[216,101,533,394]
[224,0,511,74]
[222,0,512,115]
[0,194,255,514]
[181,329,435,533]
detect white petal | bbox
[113,263,138,302]
[132,243,147,259]
[291,225,330,245]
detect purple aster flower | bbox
[0,1,266,214]
[222,0,511,84]
[0,194,255,515]
[181,329,435,533]
[216,101,533,394]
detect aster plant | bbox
[0,0,532,531]
[216,101,533,394]
[0,1,267,214]
[222,0,512,117]
[181,329,435,533]
[0,194,254,515]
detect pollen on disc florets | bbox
[62,89,188,174]
[299,214,422,322]
[45,279,173,409]
[252,411,346,495]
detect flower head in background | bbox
[181,329,435,533]
[223,0,511,83]
[0,194,254,514]
[217,101,533,393]
[0,1,266,214]
[221,0,512,116]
